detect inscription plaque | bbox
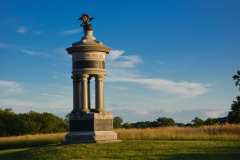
[70,120,94,132]
[95,119,113,131]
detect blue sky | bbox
[0,0,239,123]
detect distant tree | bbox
[233,70,240,91]
[136,121,149,129]
[113,116,123,128]
[64,113,70,123]
[176,123,185,127]
[156,117,176,127]
[122,122,134,129]
[205,118,216,125]
[191,117,204,127]
[0,108,69,137]
[228,96,240,123]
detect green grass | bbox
[0,140,239,160]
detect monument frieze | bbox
[73,60,105,69]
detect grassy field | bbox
[0,124,239,159]
[0,133,66,150]
[115,123,240,141]
[0,140,239,160]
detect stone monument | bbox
[62,14,122,144]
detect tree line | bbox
[113,116,230,129]
[0,108,69,137]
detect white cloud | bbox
[62,29,82,35]
[19,49,51,57]
[206,110,226,118]
[107,77,210,99]
[105,50,210,99]
[106,50,142,68]
[108,86,129,90]
[107,55,142,68]
[40,92,63,98]
[107,50,125,61]
[135,110,149,115]
[54,76,59,79]
[0,80,21,93]
[17,26,27,34]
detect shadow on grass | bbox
[0,141,240,160]
[0,144,62,160]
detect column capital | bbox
[95,74,105,81]
[79,74,89,80]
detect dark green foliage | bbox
[228,96,240,124]
[113,116,123,128]
[205,118,217,125]
[191,117,205,127]
[156,117,176,127]
[233,70,240,91]
[214,117,228,124]
[176,123,185,127]
[122,122,134,129]
[0,108,69,137]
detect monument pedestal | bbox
[62,131,121,144]
[62,112,121,144]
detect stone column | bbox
[95,74,105,112]
[80,74,90,113]
[71,76,80,113]
[88,76,92,110]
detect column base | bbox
[61,131,122,145]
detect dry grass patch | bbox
[115,123,240,141]
[0,132,67,150]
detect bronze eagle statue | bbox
[78,13,94,27]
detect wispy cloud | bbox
[107,77,210,99]
[0,99,37,107]
[34,31,43,35]
[52,47,71,60]
[106,50,211,99]
[155,60,165,65]
[110,103,127,107]
[0,43,10,48]
[107,50,125,61]
[61,29,82,35]
[0,80,21,94]
[107,50,142,68]
[40,93,49,96]
[19,49,51,57]
[53,72,71,78]
[16,26,27,34]
[40,92,64,98]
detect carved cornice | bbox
[67,45,111,54]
